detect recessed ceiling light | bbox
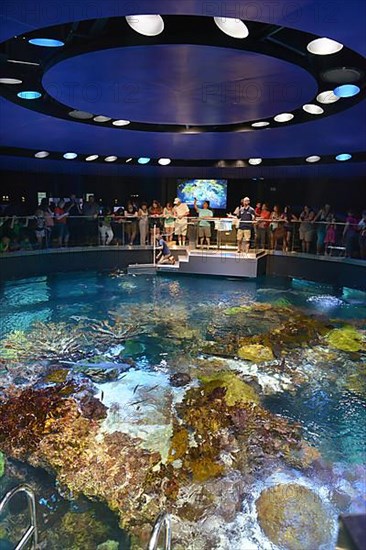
[17,91,41,99]
[0,78,22,84]
[69,110,94,120]
[306,37,343,55]
[302,104,324,115]
[335,153,352,161]
[158,158,171,165]
[126,14,164,36]
[248,158,262,165]
[306,155,321,163]
[274,113,294,122]
[334,84,360,98]
[214,17,249,39]
[29,38,64,47]
[63,152,77,160]
[321,67,363,84]
[112,119,131,126]
[251,121,270,128]
[125,158,133,163]
[7,59,40,66]
[34,151,49,158]
[85,155,99,161]
[93,115,112,122]
[316,91,340,104]
[104,156,117,162]
[138,157,150,164]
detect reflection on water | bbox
[0,272,365,550]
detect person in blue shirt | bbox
[193,198,214,248]
[156,236,176,264]
[233,196,255,253]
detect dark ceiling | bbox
[0,0,365,180]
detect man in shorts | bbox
[173,197,190,246]
[193,198,213,248]
[235,196,255,253]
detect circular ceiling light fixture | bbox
[17,91,41,99]
[306,37,343,55]
[93,115,112,122]
[214,17,249,39]
[321,67,363,84]
[0,78,22,84]
[63,152,77,159]
[335,153,352,161]
[85,155,99,161]
[334,84,360,98]
[104,156,117,162]
[248,158,262,165]
[316,90,340,104]
[158,158,171,165]
[69,110,94,119]
[34,151,49,158]
[112,119,131,126]
[274,113,294,122]
[125,14,164,36]
[29,38,64,47]
[251,121,270,128]
[302,104,324,115]
[306,155,321,163]
[138,157,150,164]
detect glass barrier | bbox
[0,215,365,260]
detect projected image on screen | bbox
[177,179,227,209]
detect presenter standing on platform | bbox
[173,197,189,246]
[233,196,255,254]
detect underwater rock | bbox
[198,371,259,406]
[284,440,321,469]
[78,395,108,420]
[326,326,365,353]
[256,483,333,550]
[345,363,366,398]
[72,364,121,382]
[170,372,192,387]
[237,344,274,363]
[51,510,109,550]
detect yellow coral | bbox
[199,371,259,406]
[326,326,364,352]
[237,344,274,362]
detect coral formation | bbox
[326,326,365,352]
[256,483,334,550]
[237,344,274,362]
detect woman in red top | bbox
[54,199,70,247]
[256,203,271,249]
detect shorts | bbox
[304,230,314,243]
[174,220,188,236]
[237,229,251,242]
[198,226,211,238]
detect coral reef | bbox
[326,326,365,353]
[256,483,334,550]
[237,344,274,362]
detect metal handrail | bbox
[0,484,39,550]
[148,511,172,550]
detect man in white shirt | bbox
[173,197,190,246]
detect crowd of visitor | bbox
[0,195,365,260]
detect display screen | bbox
[177,179,227,209]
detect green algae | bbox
[237,344,274,362]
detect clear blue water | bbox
[0,271,365,549]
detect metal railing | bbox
[0,215,364,258]
[0,484,39,549]
[148,511,172,550]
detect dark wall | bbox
[1,170,365,217]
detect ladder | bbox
[0,484,39,549]
[148,511,172,550]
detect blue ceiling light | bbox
[29,38,64,47]
[335,153,352,161]
[17,91,41,99]
[63,152,77,160]
[334,84,360,98]
[138,157,150,164]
